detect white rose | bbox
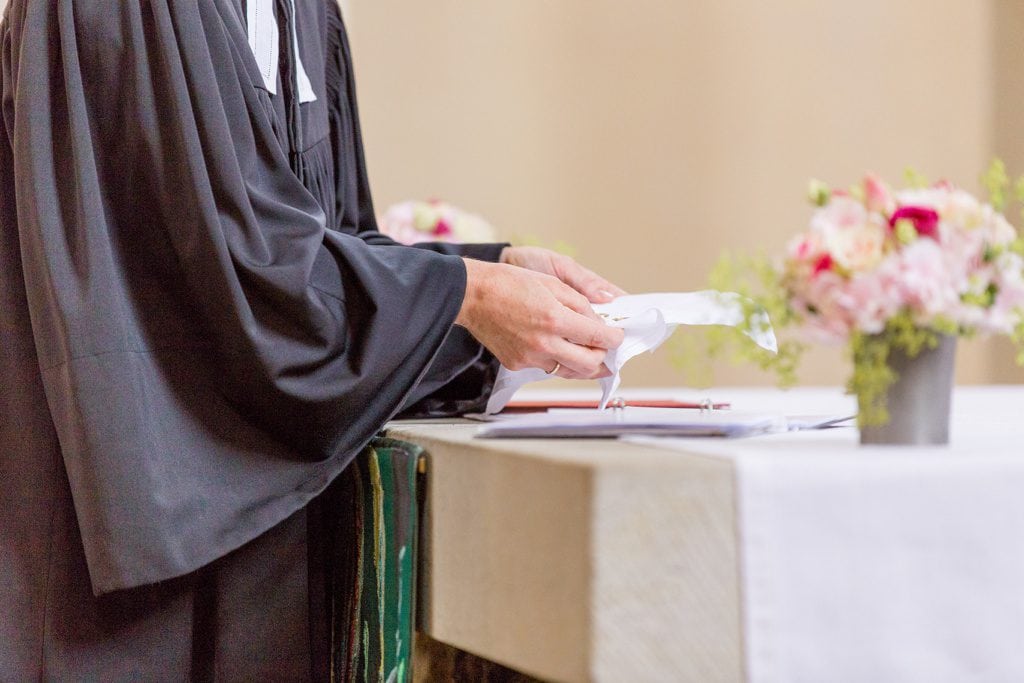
[824,222,887,272]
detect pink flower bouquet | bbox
[787,173,1024,345]
[378,200,497,245]
[699,163,1024,427]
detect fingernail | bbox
[597,290,615,300]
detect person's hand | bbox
[456,258,625,379]
[499,246,627,304]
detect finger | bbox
[571,271,624,304]
[595,282,629,301]
[553,367,588,380]
[546,339,610,378]
[554,258,628,303]
[543,277,603,322]
[557,363,613,381]
[555,310,625,350]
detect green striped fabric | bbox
[331,437,424,683]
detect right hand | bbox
[456,259,625,379]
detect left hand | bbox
[499,246,627,304]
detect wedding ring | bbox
[547,361,562,375]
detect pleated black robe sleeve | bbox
[1,0,473,596]
[313,1,504,415]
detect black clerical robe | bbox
[0,0,500,678]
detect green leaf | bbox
[903,167,930,190]
[983,158,1010,211]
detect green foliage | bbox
[847,332,896,426]
[983,159,1011,212]
[848,314,940,427]
[670,252,807,388]
[961,284,998,308]
[1014,319,1024,366]
[978,157,1024,233]
[1013,176,1024,207]
[903,167,930,189]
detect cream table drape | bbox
[392,387,1024,682]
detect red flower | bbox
[434,218,453,237]
[889,206,939,239]
[813,254,833,276]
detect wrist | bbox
[456,257,486,329]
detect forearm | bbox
[357,230,509,262]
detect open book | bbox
[475,407,854,439]
[475,408,786,439]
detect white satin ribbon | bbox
[484,291,779,415]
[247,0,318,103]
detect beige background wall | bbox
[0,1,1015,387]
[349,1,1010,388]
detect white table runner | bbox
[739,449,1024,683]
[631,387,1024,683]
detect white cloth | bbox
[246,0,280,94]
[627,388,1024,682]
[484,291,778,415]
[737,449,1024,683]
[287,0,318,103]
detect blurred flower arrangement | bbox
[687,162,1024,425]
[378,199,497,244]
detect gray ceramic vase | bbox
[859,335,956,446]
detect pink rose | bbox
[893,240,958,316]
[814,196,867,231]
[787,233,822,262]
[797,270,855,342]
[837,272,899,334]
[864,174,895,215]
[826,223,886,272]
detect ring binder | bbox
[501,398,731,413]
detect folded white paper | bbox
[484,291,778,415]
